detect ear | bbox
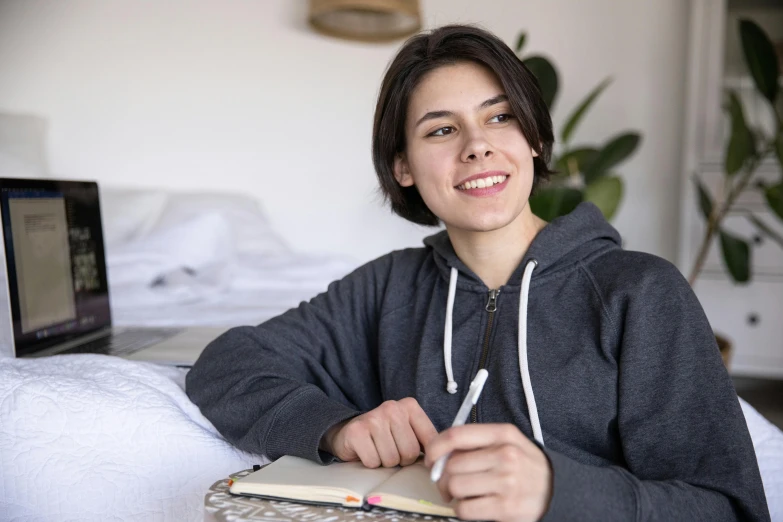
[531,146,539,158]
[394,154,415,187]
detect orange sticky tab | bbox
[227,479,234,486]
[346,495,361,503]
[367,496,382,505]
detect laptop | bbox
[0,177,226,366]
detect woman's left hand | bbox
[424,423,553,522]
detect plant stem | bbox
[688,211,718,286]
[687,153,765,286]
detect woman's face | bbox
[395,61,538,233]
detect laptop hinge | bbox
[25,327,113,358]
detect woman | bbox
[186,25,769,521]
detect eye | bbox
[429,126,455,137]
[488,113,514,123]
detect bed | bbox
[0,188,781,521]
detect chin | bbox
[451,213,516,233]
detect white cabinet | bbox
[678,0,783,377]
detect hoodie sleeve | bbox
[541,256,769,522]
[185,256,392,464]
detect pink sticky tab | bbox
[367,496,382,505]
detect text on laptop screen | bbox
[0,179,110,355]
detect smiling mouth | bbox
[456,174,509,190]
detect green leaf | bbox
[555,147,599,176]
[516,32,526,53]
[529,187,583,221]
[582,133,641,184]
[560,78,612,144]
[719,229,751,283]
[693,175,714,220]
[584,176,623,220]
[725,90,754,175]
[726,132,753,174]
[739,19,779,105]
[523,56,559,110]
[726,90,747,133]
[764,181,783,221]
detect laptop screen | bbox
[0,178,111,355]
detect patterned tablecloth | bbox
[204,470,461,522]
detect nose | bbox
[460,127,494,163]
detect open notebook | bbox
[229,455,456,517]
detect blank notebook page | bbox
[372,460,451,507]
[245,456,398,496]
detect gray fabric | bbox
[186,202,769,521]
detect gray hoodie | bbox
[186,202,769,521]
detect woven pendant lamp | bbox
[309,0,422,42]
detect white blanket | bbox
[0,355,268,522]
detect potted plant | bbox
[513,32,642,221]
[688,19,783,366]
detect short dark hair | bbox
[372,24,555,226]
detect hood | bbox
[423,202,622,288]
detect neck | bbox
[446,205,547,290]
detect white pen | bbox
[430,369,489,482]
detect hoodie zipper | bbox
[471,289,499,423]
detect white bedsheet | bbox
[0,354,781,521]
[109,252,357,328]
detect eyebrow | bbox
[413,94,509,129]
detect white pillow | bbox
[100,187,169,248]
[148,190,289,256]
[103,187,290,291]
[100,187,288,255]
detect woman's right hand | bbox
[320,398,438,468]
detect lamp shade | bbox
[309,0,422,42]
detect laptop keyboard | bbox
[61,328,182,356]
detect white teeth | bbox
[457,175,507,190]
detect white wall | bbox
[0,0,689,265]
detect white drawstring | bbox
[443,267,459,394]
[442,260,544,445]
[519,260,544,446]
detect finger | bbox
[454,494,503,522]
[443,446,498,475]
[371,422,401,467]
[447,470,515,500]
[436,470,453,503]
[389,418,422,466]
[350,428,383,468]
[402,399,439,449]
[425,424,524,466]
